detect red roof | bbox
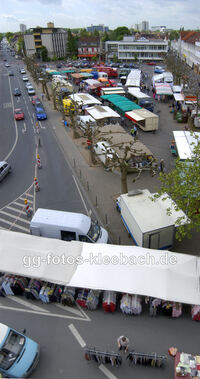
[181,31,200,44]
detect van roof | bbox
[0,323,9,345]
[31,208,91,232]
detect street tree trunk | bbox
[120,166,128,194]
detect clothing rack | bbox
[127,351,167,368]
[84,347,122,367]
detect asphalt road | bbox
[0,50,199,379]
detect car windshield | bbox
[0,330,25,370]
[15,110,22,114]
[36,109,45,114]
[87,220,100,242]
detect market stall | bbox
[174,352,200,378]
[125,108,159,131]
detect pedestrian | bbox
[159,159,165,173]
[133,125,137,137]
[131,127,134,136]
[41,93,44,101]
[117,336,129,353]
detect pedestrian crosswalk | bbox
[3,102,12,109]
[0,190,34,234]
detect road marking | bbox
[72,175,89,215]
[99,364,118,379]
[3,102,12,108]
[55,303,84,317]
[0,210,30,224]
[39,121,46,129]
[3,76,18,161]
[24,192,34,199]
[16,96,20,103]
[68,324,86,348]
[13,199,33,206]
[22,122,26,134]
[8,296,50,312]
[6,206,27,215]
[0,218,30,232]
[0,305,90,321]
[76,302,91,322]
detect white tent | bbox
[0,230,200,305]
[69,93,101,106]
[125,69,141,87]
[173,131,200,160]
[155,83,173,95]
[85,105,120,120]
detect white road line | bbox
[3,77,18,161]
[24,193,34,199]
[8,296,50,312]
[39,121,46,129]
[22,122,26,133]
[0,218,30,232]
[72,175,89,215]
[6,206,27,215]
[55,303,84,317]
[13,199,33,206]
[68,324,86,348]
[99,364,118,379]
[0,305,90,320]
[0,210,30,224]
[76,302,91,322]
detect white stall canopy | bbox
[173,131,200,160]
[86,105,120,120]
[174,93,184,102]
[0,230,200,305]
[127,87,150,99]
[69,93,101,106]
[155,83,173,95]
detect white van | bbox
[30,208,108,243]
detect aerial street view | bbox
[0,0,200,377]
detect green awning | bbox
[101,94,141,114]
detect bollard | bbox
[37,154,41,169]
[24,199,32,217]
[105,213,108,225]
[34,177,40,192]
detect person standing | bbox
[117,336,129,352]
[133,125,137,137]
[159,159,165,173]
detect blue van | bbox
[35,106,47,120]
[0,323,40,378]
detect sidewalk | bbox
[33,77,199,253]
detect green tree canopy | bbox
[110,26,130,41]
[67,29,78,57]
[169,30,180,41]
[40,45,48,61]
[5,32,14,43]
[154,136,200,241]
[102,31,110,42]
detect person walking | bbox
[133,125,137,137]
[159,159,165,173]
[117,336,129,352]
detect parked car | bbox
[35,106,47,120]
[5,63,10,67]
[20,68,26,74]
[14,108,24,120]
[22,76,29,81]
[28,87,35,95]
[13,88,21,96]
[0,161,11,182]
[25,82,32,89]
[8,70,14,76]
[32,96,41,106]
[56,64,62,68]
[154,66,165,74]
[147,61,156,65]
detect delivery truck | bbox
[30,208,108,244]
[117,189,187,249]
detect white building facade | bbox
[105,36,168,62]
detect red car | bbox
[147,61,156,66]
[14,108,24,120]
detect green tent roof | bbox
[101,94,141,113]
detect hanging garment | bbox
[172,302,182,318]
[120,294,133,314]
[131,295,142,315]
[191,305,200,321]
[102,291,116,312]
[77,289,89,308]
[86,290,100,310]
[61,287,75,306]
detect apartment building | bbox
[24,22,67,59]
[105,35,168,62]
[171,31,200,72]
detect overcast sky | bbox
[0,0,199,33]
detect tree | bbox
[110,27,130,41]
[168,30,179,41]
[153,136,200,241]
[67,29,78,57]
[40,46,48,61]
[5,32,14,43]
[102,31,110,42]
[113,54,118,63]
